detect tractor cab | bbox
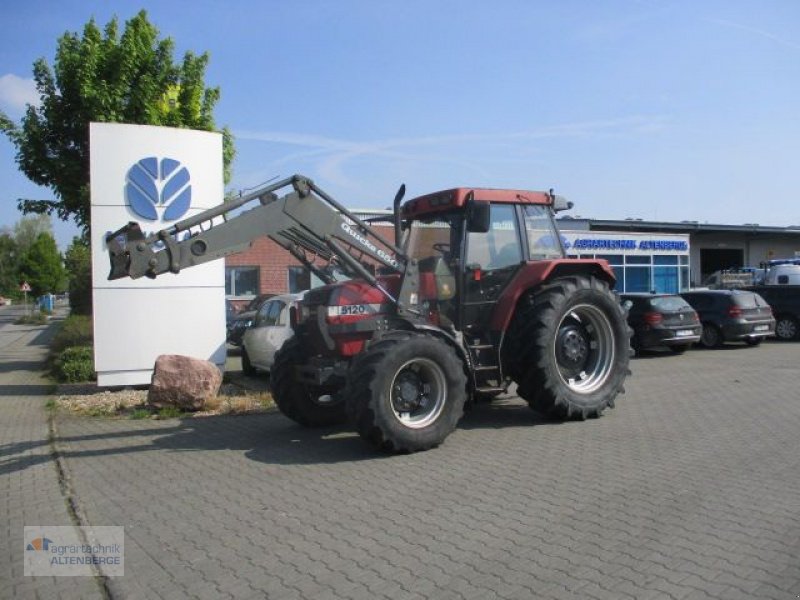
[401,187,568,335]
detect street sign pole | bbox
[20,282,32,315]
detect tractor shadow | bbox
[36,394,561,473]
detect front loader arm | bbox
[106,175,407,291]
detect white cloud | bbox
[234,115,667,188]
[0,74,39,114]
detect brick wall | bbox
[225,219,394,301]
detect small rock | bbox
[147,355,222,411]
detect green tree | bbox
[63,237,92,315]
[0,232,18,296]
[0,10,235,233]
[18,232,67,296]
[13,214,53,256]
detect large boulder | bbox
[147,355,222,411]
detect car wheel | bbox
[775,316,798,341]
[700,323,722,348]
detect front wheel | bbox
[344,332,467,453]
[504,276,631,420]
[271,338,346,427]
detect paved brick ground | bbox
[0,307,103,599]
[50,341,800,599]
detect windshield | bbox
[404,214,460,262]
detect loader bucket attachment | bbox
[106,222,146,280]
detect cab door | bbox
[460,203,525,334]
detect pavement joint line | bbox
[47,357,113,599]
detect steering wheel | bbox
[432,243,451,255]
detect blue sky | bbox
[2,1,800,249]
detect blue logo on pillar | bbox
[125,157,192,221]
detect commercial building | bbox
[225,212,800,302]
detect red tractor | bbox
[107,175,630,453]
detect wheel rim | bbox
[553,303,615,394]
[389,358,447,429]
[776,319,796,340]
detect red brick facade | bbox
[225,216,393,308]
[226,236,298,297]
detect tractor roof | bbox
[402,187,552,219]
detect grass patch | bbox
[55,387,275,419]
[156,406,183,419]
[130,408,151,420]
[16,312,49,325]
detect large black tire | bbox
[241,347,256,376]
[504,276,630,420]
[344,332,467,453]
[270,337,346,427]
[774,316,798,341]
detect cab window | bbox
[466,204,521,270]
[523,205,563,260]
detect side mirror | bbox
[466,194,491,233]
[552,194,573,213]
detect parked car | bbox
[226,294,274,347]
[241,292,305,375]
[680,289,775,348]
[745,284,800,341]
[621,293,701,354]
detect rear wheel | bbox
[504,276,630,420]
[775,316,798,341]
[271,337,346,427]
[700,323,722,348]
[344,332,467,453]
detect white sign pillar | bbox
[90,123,226,386]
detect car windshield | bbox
[651,296,692,311]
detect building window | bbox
[288,266,311,293]
[225,266,259,298]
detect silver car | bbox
[241,292,305,375]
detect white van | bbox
[764,264,800,285]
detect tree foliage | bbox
[63,237,92,315]
[18,232,66,296]
[13,214,53,256]
[0,10,235,232]
[0,233,18,296]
